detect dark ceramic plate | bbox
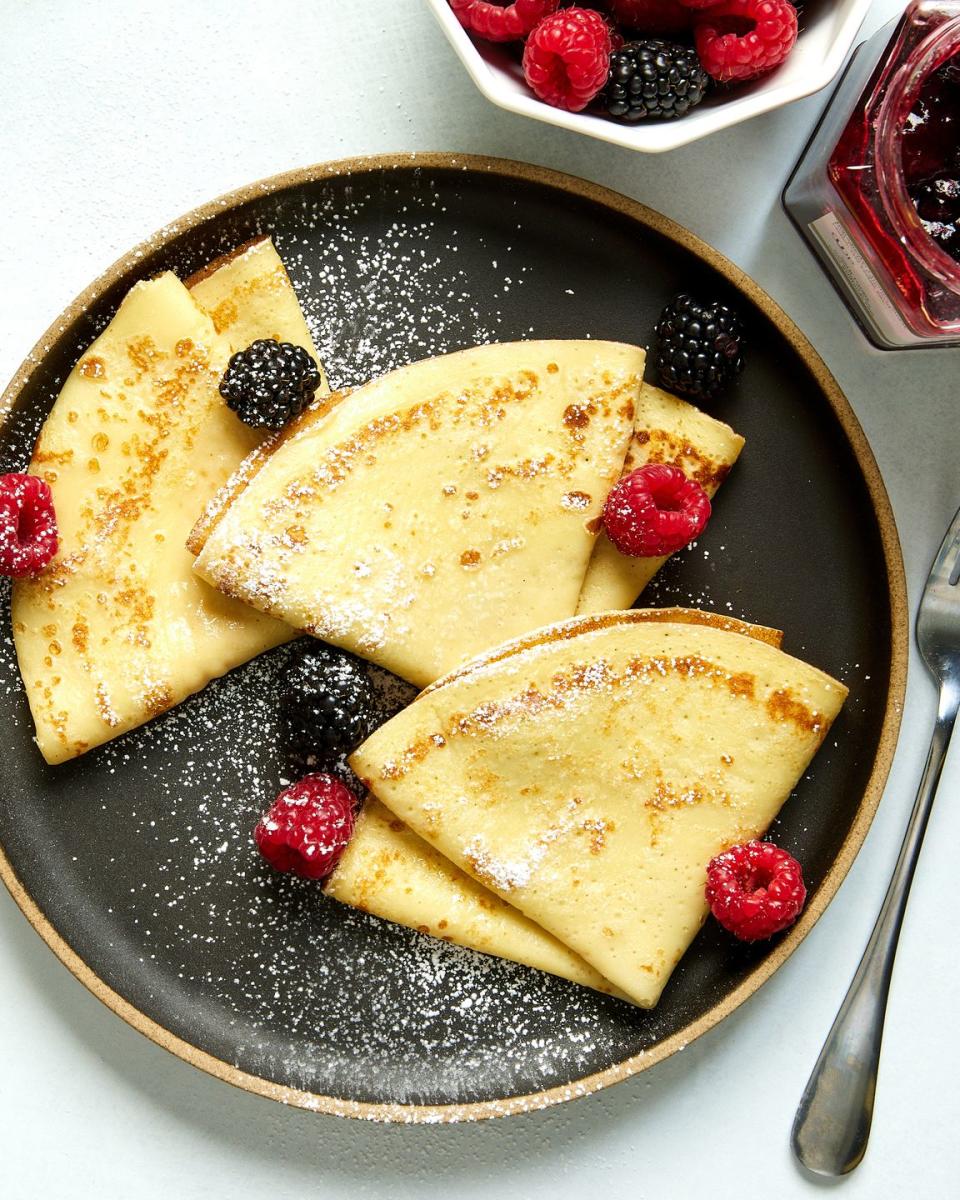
[0,155,907,1122]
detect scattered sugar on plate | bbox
[0,169,870,1112]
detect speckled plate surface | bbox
[0,154,907,1122]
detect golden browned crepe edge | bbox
[182,235,271,289]
[416,607,784,699]
[186,340,644,564]
[622,385,745,483]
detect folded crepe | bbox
[577,383,744,614]
[326,608,783,1000]
[13,239,320,763]
[349,610,847,1008]
[190,341,645,688]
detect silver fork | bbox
[791,503,960,1177]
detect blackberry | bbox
[279,642,379,772]
[219,339,322,430]
[603,39,708,122]
[653,294,745,401]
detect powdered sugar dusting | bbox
[0,164,886,1116]
[0,603,650,1104]
[0,175,651,1112]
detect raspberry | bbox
[654,292,745,400]
[522,8,613,112]
[706,841,807,941]
[255,773,357,881]
[602,463,711,557]
[694,0,798,83]
[449,0,560,42]
[600,1,693,34]
[0,473,59,578]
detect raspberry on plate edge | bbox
[705,840,807,941]
[0,473,59,579]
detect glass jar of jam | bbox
[784,1,960,349]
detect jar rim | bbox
[875,15,960,292]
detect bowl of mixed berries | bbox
[427,0,873,151]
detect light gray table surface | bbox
[0,1,956,1195]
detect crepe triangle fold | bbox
[326,608,785,1002]
[13,238,320,763]
[191,340,646,688]
[347,609,846,1007]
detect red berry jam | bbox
[784,2,960,348]
[903,55,960,264]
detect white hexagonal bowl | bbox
[425,0,874,152]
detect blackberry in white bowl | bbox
[604,39,709,122]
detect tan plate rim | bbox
[0,152,909,1125]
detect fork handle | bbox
[791,682,960,1177]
